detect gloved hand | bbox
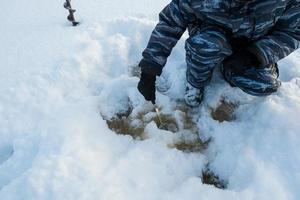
[223,49,260,74]
[138,71,156,104]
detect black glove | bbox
[223,49,260,74]
[138,71,156,104]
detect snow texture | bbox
[0,0,300,199]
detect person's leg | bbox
[222,63,281,96]
[185,26,232,106]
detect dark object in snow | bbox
[202,168,227,189]
[138,71,156,104]
[63,0,79,26]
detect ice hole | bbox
[103,104,208,153]
[211,100,237,122]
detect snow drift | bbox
[1,0,300,199]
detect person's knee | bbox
[185,27,232,63]
[223,64,281,96]
[239,80,281,96]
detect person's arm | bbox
[248,0,300,66]
[140,0,194,76]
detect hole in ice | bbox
[103,103,208,153]
[0,145,14,165]
[168,137,210,153]
[105,108,181,138]
[210,100,237,122]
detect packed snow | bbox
[1,0,300,199]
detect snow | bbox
[1,0,300,199]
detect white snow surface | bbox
[1,0,300,199]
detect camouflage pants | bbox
[185,26,281,96]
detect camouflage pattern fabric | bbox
[140,0,300,96]
[185,25,232,88]
[222,63,281,96]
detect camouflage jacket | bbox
[141,0,300,76]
